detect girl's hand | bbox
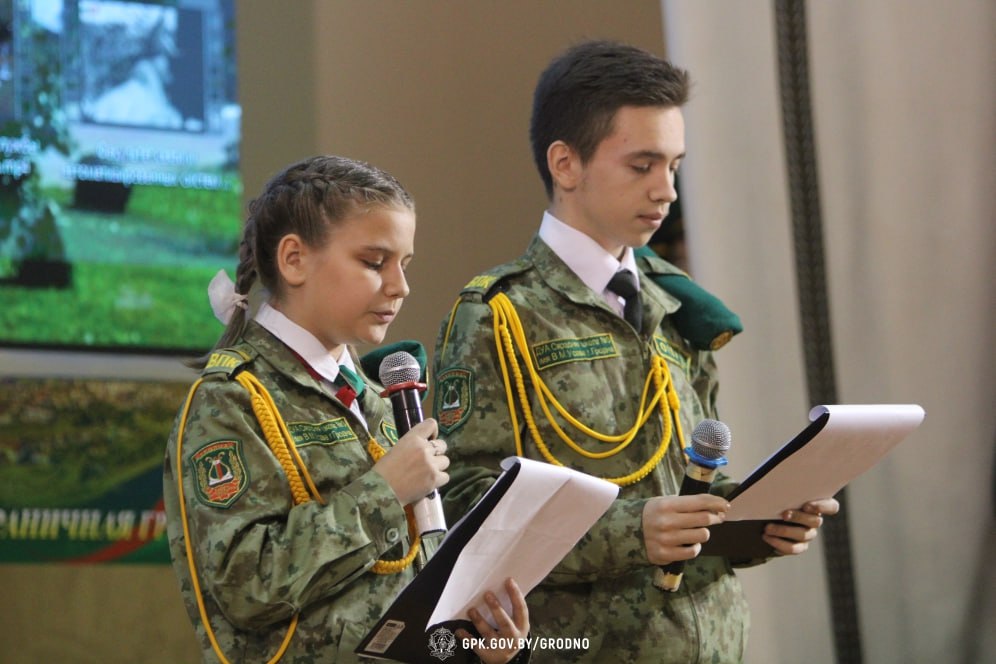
[372,418,449,505]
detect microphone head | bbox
[690,419,732,460]
[378,351,421,388]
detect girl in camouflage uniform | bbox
[164,156,527,663]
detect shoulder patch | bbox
[202,348,253,377]
[191,439,249,508]
[462,274,499,292]
[460,258,532,299]
[434,367,474,434]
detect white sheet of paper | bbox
[727,404,925,521]
[426,457,618,630]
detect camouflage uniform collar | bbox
[240,324,341,393]
[527,236,682,322]
[241,322,388,432]
[241,322,325,391]
[538,211,641,294]
[527,236,609,312]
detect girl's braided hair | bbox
[194,155,413,367]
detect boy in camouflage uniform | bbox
[164,156,528,663]
[432,41,837,663]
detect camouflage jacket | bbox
[432,237,750,663]
[163,322,430,663]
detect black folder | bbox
[703,404,924,559]
[355,462,522,662]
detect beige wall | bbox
[0,2,666,661]
[248,0,671,356]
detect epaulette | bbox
[200,346,254,378]
[459,257,531,303]
[634,246,744,351]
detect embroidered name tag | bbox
[532,334,619,370]
[653,335,691,376]
[288,418,359,446]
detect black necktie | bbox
[607,269,642,333]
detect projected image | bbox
[78,0,199,131]
[0,7,13,123]
[0,0,240,353]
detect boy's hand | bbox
[642,494,729,565]
[763,497,840,555]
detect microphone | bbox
[653,418,732,592]
[378,351,447,537]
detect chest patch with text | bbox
[531,334,619,370]
[287,418,359,446]
[653,335,691,377]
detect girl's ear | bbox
[276,234,307,287]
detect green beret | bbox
[634,246,743,350]
[360,340,428,384]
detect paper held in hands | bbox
[703,403,926,559]
[356,456,618,663]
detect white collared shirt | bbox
[255,302,367,426]
[538,210,640,317]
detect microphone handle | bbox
[653,463,720,592]
[388,389,447,536]
[390,388,424,436]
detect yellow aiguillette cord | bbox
[440,293,686,487]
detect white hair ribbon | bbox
[208,269,249,325]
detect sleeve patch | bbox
[434,368,474,434]
[191,439,250,508]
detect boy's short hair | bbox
[530,40,691,197]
